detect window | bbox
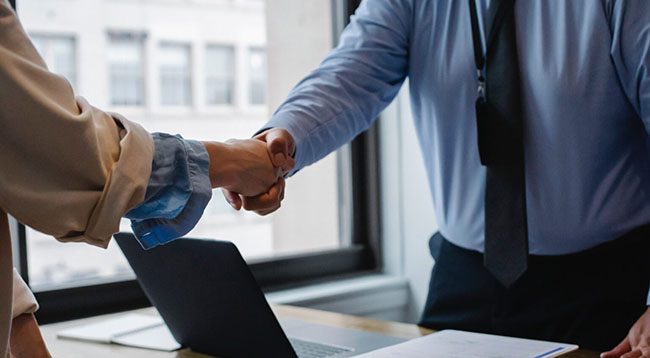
[108,32,146,106]
[248,47,267,105]
[16,0,377,323]
[205,45,235,105]
[30,34,77,89]
[159,43,192,106]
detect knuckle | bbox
[242,200,257,211]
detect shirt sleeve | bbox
[261,0,412,174]
[126,133,212,249]
[11,269,37,319]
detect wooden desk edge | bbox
[41,304,598,357]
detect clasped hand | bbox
[203,128,295,216]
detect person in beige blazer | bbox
[0,1,290,356]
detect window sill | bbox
[265,274,410,322]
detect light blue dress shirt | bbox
[126,133,212,249]
[262,0,650,302]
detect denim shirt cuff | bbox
[127,135,212,249]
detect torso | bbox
[407,0,650,254]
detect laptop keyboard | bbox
[289,337,353,358]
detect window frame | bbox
[13,0,380,324]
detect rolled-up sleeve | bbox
[0,1,153,248]
[126,134,212,249]
[11,269,37,319]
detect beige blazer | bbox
[0,1,155,356]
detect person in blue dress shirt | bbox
[221,0,650,355]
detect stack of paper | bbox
[355,330,578,358]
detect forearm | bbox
[9,314,50,358]
[262,0,411,173]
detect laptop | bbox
[115,233,405,357]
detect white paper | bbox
[57,314,164,343]
[354,330,579,358]
[112,324,181,351]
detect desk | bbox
[41,305,598,357]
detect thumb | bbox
[221,188,242,211]
[601,337,631,358]
[265,129,296,172]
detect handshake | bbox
[202,128,295,216]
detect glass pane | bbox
[108,33,145,106]
[51,38,76,82]
[29,34,76,89]
[248,47,266,105]
[18,0,347,291]
[160,43,192,106]
[205,45,234,105]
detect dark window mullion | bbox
[17,224,29,285]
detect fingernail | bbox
[274,153,285,164]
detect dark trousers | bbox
[419,228,650,352]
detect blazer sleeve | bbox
[11,269,37,319]
[0,0,154,247]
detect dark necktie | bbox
[470,0,528,287]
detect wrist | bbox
[202,141,238,189]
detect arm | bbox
[10,270,49,358]
[604,1,650,356]
[225,0,412,213]
[0,1,279,248]
[0,0,153,247]
[262,0,412,173]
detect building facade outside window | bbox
[30,34,77,89]
[248,47,266,105]
[108,32,146,106]
[159,43,193,106]
[205,45,235,106]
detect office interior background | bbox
[11,0,436,325]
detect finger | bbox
[265,130,296,171]
[620,349,642,358]
[602,338,632,358]
[255,203,281,216]
[254,181,286,216]
[639,346,650,358]
[242,178,284,211]
[221,189,242,210]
